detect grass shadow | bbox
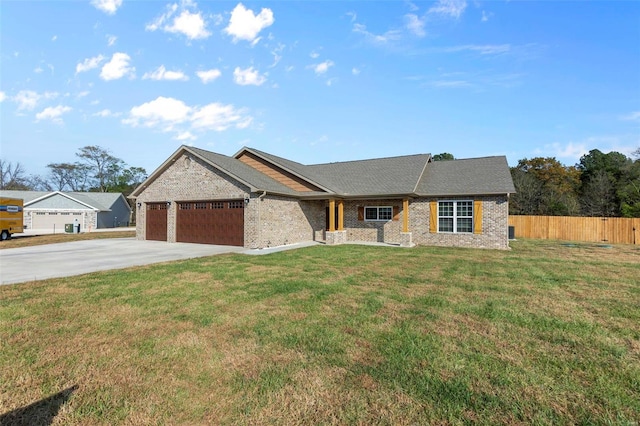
[0,385,78,426]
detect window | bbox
[179,203,191,210]
[364,206,392,221]
[229,201,244,209]
[195,202,207,209]
[212,202,224,209]
[438,201,473,233]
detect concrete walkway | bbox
[0,238,319,285]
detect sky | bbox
[1,0,639,178]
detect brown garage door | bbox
[146,203,168,241]
[176,200,244,246]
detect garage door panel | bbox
[177,200,244,246]
[146,203,168,241]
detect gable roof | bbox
[0,190,130,212]
[415,156,516,196]
[131,145,515,199]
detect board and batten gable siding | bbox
[237,151,322,192]
[411,195,510,249]
[135,153,252,243]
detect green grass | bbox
[1,240,639,425]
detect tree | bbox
[577,149,634,216]
[46,162,91,191]
[509,168,544,215]
[76,146,125,192]
[581,170,618,217]
[0,160,30,190]
[433,153,455,161]
[511,157,581,215]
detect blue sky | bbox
[1,0,639,177]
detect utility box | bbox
[65,224,74,233]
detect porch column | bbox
[337,200,344,231]
[403,198,409,232]
[400,198,414,247]
[329,199,336,232]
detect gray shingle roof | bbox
[415,156,516,196]
[132,145,515,199]
[0,190,129,211]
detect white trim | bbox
[437,200,473,233]
[364,206,393,222]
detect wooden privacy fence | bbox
[508,215,640,245]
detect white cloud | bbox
[225,3,274,44]
[270,43,285,67]
[93,109,120,117]
[107,35,117,46]
[77,91,90,98]
[34,66,43,74]
[353,23,402,46]
[123,96,252,136]
[233,66,266,86]
[621,111,640,122]
[91,0,123,15]
[175,131,196,141]
[191,103,252,131]
[100,52,134,80]
[0,92,6,102]
[143,65,189,81]
[76,55,105,74]
[429,80,472,88]
[404,14,426,37]
[440,44,511,55]
[35,105,72,123]
[308,60,334,75]
[352,68,360,76]
[13,90,57,110]
[124,96,192,129]
[196,68,222,83]
[147,2,210,40]
[481,10,492,22]
[51,35,57,41]
[310,51,320,59]
[428,0,467,19]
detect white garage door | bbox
[31,212,84,232]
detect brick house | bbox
[130,145,515,249]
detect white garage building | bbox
[0,190,131,233]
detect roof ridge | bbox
[309,152,431,167]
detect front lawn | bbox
[1,240,638,425]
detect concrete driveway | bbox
[0,238,319,285]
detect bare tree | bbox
[0,159,30,190]
[46,162,90,191]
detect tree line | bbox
[0,146,147,196]
[510,148,640,218]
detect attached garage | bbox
[146,203,168,241]
[176,200,244,246]
[31,211,84,232]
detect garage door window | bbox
[229,201,244,209]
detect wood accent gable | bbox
[237,152,323,192]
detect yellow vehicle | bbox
[0,197,24,241]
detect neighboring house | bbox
[0,190,131,232]
[130,145,516,249]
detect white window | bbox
[365,206,393,221]
[438,201,473,233]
